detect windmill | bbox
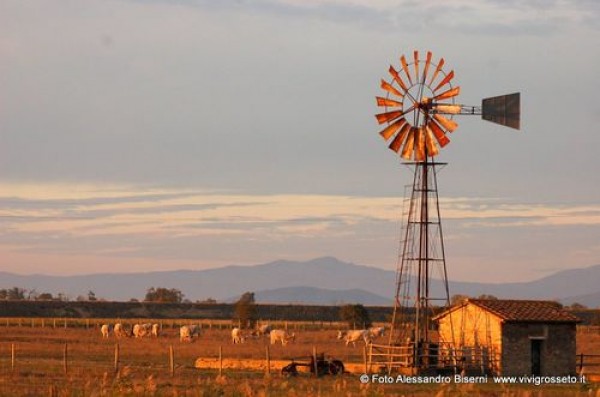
[374,50,520,371]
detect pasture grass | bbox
[0,323,597,395]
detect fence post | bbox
[313,346,318,377]
[265,345,270,376]
[218,346,223,377]
[63,343,68,375]
[579,353,584,373]
[169,345,175,377]
[114,343,120,374]
[11,343,15,372]
[363,344,368,374]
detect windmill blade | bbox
[388,66,408,91]
[413,50,419,83]
[388,123,411,152]
[424,126,440,156]
[376,97,403,107]
[401,127,415,160]
[433,70,455,92]
[432,104,462,114]
[375,110,404,124]
[422,51,432,84]
[380,79,403,97]
[400,55,412,84]
[433,114,458,132]
[427,120,450,147]
[428,57,445,86]
[379,118,407,140]
[434,86,460,101]
[482,92,520,130]
[414,127,426,161]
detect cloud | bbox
[0,181,597,280]
[134,0,599,34]
[1,181,598,247]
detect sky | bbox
[0,0,598,283]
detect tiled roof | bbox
[465,299,580,323]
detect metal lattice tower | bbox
[372,50,520,372]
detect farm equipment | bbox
[281,353,344,377]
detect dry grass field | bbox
[0,322,598,396]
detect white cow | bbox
[269,329,295,346]
[337,330,371,346]
[114,323,129,338]
[133,323,152,338]
[368,326,385,338]
[231,327,245,344]
[100,324,110,338]
[180,324,201,342]
[151,323,160,337]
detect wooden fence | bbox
[0,317,373,331]
[2,341,365,377]
[578,325,600,334]
[368,342,498,375]
[578,353,600,375]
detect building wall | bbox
[501,322,576,376]
[437,304,577,376]
[437,304,503,373]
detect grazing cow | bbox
[337,330,371,347]
[133,323,152,338]
[151,323,160,337]
[100,324,110,338]
[269,329,295,346]
[368,326,385,338]
[114,323,129,338]
[180,324,201,342]
[231,327,245,344]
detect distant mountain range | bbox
[0,257,599,307]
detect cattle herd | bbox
[98,322,386,346]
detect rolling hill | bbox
[0,257,598,307]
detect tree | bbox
[7,287,26,300]
[88,291,97,301]
[569,302,587,310]
[477,294,498,300]
[144,287,184,303]
[339,304,372,329]
[37,292,54,301]
[198,298,217,304]
[450,294,470,305]
[234,292,257,329]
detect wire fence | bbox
[0,317,381,332]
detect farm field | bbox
[0,322,599,396]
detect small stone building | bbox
[433,299,580,376]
